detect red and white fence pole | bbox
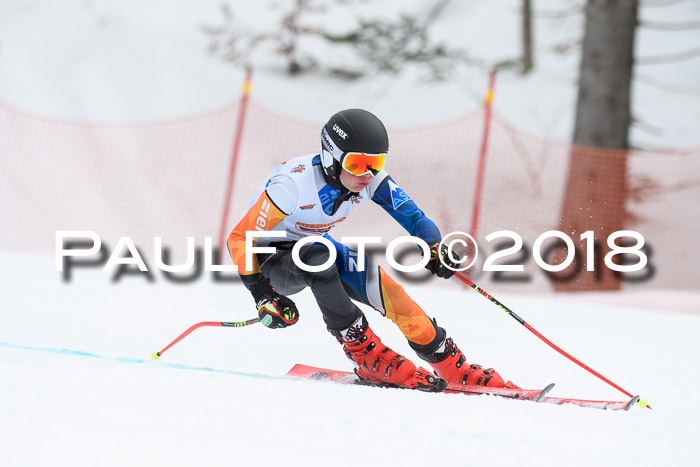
[218,67,253,264]
[468,70,497,253]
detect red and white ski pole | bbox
[151,318,260,360]
[455,273,650,409]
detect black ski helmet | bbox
[320,109,389,178]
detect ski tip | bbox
[624,395,641,411]
[151,351,161,360]
[536,383,556,402]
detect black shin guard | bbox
[408,318,448,363]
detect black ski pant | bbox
[259,242,445,356]
[259,243,363,331]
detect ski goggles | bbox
[340,151,387,176]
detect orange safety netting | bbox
[1,98,698,292]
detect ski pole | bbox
[151,318,260,360]
[455,272,650,409]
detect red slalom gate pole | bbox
[151,318,260,359]
[455,272,650,409]
[469,70,497,247]
[218,67,253,264]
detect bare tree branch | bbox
[636,72,700,96]
[639,19,700,30]
[204,0,482,80]
[631,116,664,135]
[640,0,689,8]
[637,45,700,64]
[425,0,454,26]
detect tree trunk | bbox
[556,0,638,291]
[522,0,534,74]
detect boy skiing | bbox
[228,109,518,391]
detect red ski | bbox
[287,364,553,402]
[540,395,640,411]
[287,364,639,411]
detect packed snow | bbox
[1,253,699,466]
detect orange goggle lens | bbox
[341,152,387,176]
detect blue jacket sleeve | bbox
[371,176,441,244]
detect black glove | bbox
[256,291,299,329]
[425,242,458,279]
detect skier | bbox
[227,109,518,391]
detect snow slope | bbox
[1,253,699,466]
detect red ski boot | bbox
[331,315,446,392]
[425,336,520,389]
